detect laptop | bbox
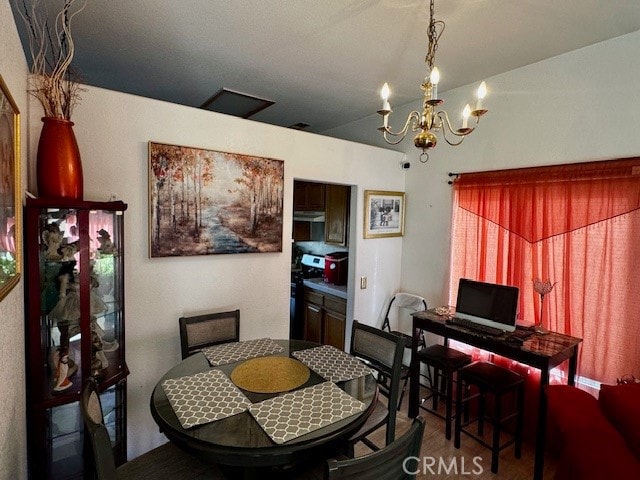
[449,278,519,335]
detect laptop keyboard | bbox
[446,316,506,336]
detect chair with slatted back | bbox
[80,377,220,479]
[179,309,240,359]
[326,416,425,480]
[345,320,405,455]
[380,293,428,410]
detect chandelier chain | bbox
[425,0,445,70]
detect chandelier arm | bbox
[380,110,422,140]
[436,110,479,147]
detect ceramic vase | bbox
[36,117,84,200]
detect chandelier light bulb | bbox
[476,81,487,110]
[381,83,391,108]
[462,104,471,128]
[430,67,440,99]
[381,82,390,101]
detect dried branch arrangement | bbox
[15,0,86,120]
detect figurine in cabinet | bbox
[41,223,64,261]
[96,228,116,255]
[52,350,73,392]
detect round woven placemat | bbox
[230,357,310,394]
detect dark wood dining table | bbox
[150,339,377,476]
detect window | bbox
[450,158,640,384]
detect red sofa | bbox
[546,383,640,480]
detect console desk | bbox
[408,310,582,480]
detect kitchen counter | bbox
[303,278,348,299]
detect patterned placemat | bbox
[230,357,310,393]
[202,338,285,366]
[162,369,251,428]
[292,345,373,382]
[249,381,366,444]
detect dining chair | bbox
[380,292,428,410]
[326,416,425,479]
[346,320,405,454]
[80,377,220,479]
[179,309,240,359]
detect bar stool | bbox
[417,344,472,439]
[454,361,524,474]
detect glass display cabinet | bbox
[24,198,128,480]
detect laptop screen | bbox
[455,278,519,332]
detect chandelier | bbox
[377,0,488,163]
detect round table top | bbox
[150,339,377,468]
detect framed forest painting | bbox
[148,142,283,257]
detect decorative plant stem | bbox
[15,0,86,119]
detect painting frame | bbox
[148,141,284,257]
[0,74,21,301]
[363,190,405,239]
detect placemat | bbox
[162,369,251,428]
[292,345,373,382]
[249,381,366,444]
[202,338,284,366]
[230,356,310,393]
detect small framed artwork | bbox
[364,190,405,238]
[0,75,21,301]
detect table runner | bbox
[292,344,373,382]
[249,381,366,444]
[202,337,284,366]
[162,369,251,428]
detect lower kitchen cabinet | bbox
[303,288,346,349]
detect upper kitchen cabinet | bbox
[294,181,325,211]
[325,184,350,246]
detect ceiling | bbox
[11,0,640,134]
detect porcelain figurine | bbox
[96,228,116,255]
[42,223,64,261]
[53,352,73,392]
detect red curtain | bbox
[450,158,640,385]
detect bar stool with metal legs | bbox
[417,344,472,440]
[454,361,525,474]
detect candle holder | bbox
[533,278,556,335]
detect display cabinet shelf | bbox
[24,198,129,480]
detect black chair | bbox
[80,377,219,479]
[346,320,405,454]
[179,309,240,359]
[380,293,427,410]
[417,344,472,440]
[454,361,525,474]
[326,417,425,480]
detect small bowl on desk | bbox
[434,306,454,317]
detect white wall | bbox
[326,30,640,312]
[25,85,406,458]
[0,1,28,479]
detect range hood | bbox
[293,211,325,222]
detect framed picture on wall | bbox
[363,190,405,238]
[148,141,284,257]
[0,74,21,301]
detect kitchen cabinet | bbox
[303,288,346,350]
[24,198,129,480]
[294,181,325,211]
[324,184,350,246]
